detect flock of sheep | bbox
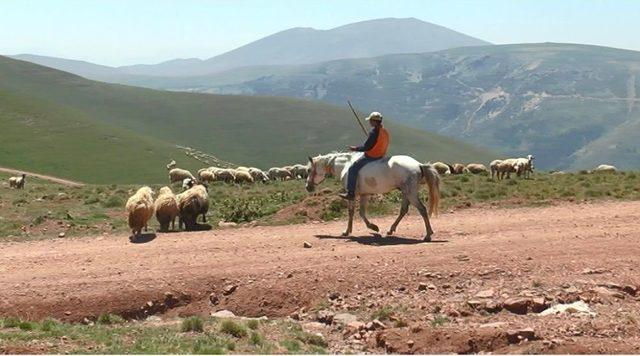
[430,154,535,180]
[125,160,311,239]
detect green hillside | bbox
[0,56,494,184]
[179,43,640,170]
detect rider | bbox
[339,111,389,200]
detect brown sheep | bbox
[154,186,179,232]
[126,186,155,240]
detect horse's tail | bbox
[420,164,440,217]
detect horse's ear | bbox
[308,156,314,165]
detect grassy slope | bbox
[0,56,494,183]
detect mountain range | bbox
[0,55,493,183]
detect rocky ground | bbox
[1,200,640,353]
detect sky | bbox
[1,0,639,66]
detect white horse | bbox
[306,152,440,241]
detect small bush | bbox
[192,338,224,354]
[219,319,247,338]
[102,195,124,208]
[40,318,59,332]
[2,317,21,328]
[181,316,204,333]
[431,315,449,327]
[281,339,301,353]
[18,321,35,330]
[246,319,260,330]
[371,306,394,321]
[97,313,125,325]
[250,331,264,346]
[394,319,408,328]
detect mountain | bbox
[0,56,494,184]
[193,43,640,170]
[10,18,490,80]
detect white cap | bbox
[365,111,383,121]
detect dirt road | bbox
[1,200,640,353]
[0,167,84,187]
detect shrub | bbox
[102,195,124,208]
[250,331,264,346]
[181,316,204,333]
[97,313,125,325]
[246,319,260,330]
[219,320,247,338]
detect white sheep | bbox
[432,162,451,175]
[248,167,269,183]
[169,168,195,184]
[290,164,310,179]
[166,160,176,170]
[198,170,216,183]
[464,163,489,174]
[154,186,178,232]
[234,170,255,184]
[514,154,535,178]
[213,168,236,183]
[594,164,617,173]
[176,184,209,231]
[490,160,502,179]
[8,174,26,189]
[125,186,155,240]
[268,167,292,181]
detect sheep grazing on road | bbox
[126,186,155,240]
[432,162,451,175]
[451,163,465,175]
[176,184,209,231]
[268,167,292,181]
[234,170,255,184]
[8,174,26,189]
[154,186,178,232]
[464,163,489,174]
[594,164,617,173]
[169,168,195,184]
[166,160,176,170]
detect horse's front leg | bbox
[342,199,355,236]
[358,195,379,232]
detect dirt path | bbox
[0,167,84,187]
[1,200,640,353]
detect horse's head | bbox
[305,156,327,192]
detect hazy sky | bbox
[2,0,639,66]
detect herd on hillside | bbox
[4,155,622,240]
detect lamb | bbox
[451,163,465,175]
[8,174,26,189]
[169,168,195,184]
[432,162,451,175]
[154,186,178,232]
[125,186,155,240]
[176,184,209,231]
[166,160,176,170]
[464,163,489,174]
[234,169,255,184]
[594,164,617,173]
[268,167,292,181]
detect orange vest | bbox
[366,126,389,158]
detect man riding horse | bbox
[339,111,389,200]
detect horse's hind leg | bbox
[358,195,379,233]
[387,197,409,236]
[342,200,355,237]
[408,190,434,242]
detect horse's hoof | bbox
[341,232,350,237]
[369,224,379,232]
[386,230,394,236]
[424,235,432,242]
